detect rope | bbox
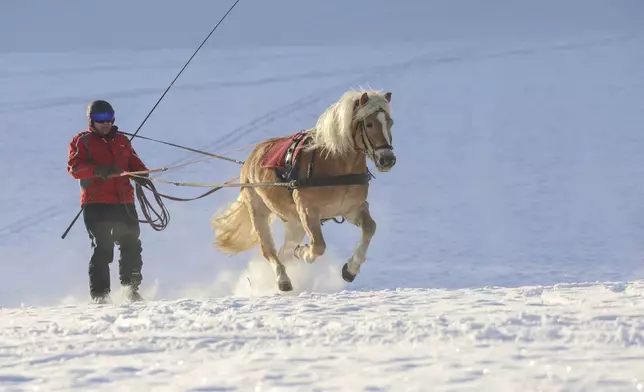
[132,175,347,229]
[121,158,206,179]
[141,175,295,189]
[129,175,241,231]
[119,131,245,165]
[134,180,171,231]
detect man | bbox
[67,100,150,304]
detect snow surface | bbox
[2,283,644,391]
[2,0,644,390]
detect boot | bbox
[92,293,112,304]
[124,285,144,303]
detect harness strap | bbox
[285,132,307,174]
[292,172,373,188]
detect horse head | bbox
[353,91,396,172]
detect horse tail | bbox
[211,193,258,254]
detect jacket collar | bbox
[88,125,118,139]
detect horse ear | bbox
[359,92,369,106]
[384,92,392,103]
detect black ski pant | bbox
[83,203,143,299]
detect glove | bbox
[94,165,121,179]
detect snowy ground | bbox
[2,282,644,391]
[2,0,644,390]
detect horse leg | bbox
[293,204,326,264]
[246,190,293,292]
[278,219,305,263]
[341,201,376,283]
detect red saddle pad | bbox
[261,131,308,169]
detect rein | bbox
[120,131,245,165]
[132,176,238,231]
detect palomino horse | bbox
[211,89,396,291]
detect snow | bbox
[2,283,644,390]
[2,0,644,390]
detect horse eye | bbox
[366,123,373,128]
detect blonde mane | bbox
[307,89,392,157]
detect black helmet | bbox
[87,100,115,121]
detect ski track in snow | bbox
[1,283,644,391]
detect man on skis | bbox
[67,100,151,304]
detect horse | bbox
[210,89,396,292]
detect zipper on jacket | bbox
[105,138,121,203]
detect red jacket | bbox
[67,126,148,205]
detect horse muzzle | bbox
[374,149,396,172]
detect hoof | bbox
[278,280,293,292]
[342,263,356,283]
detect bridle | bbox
[353,107,394,161]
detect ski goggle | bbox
[90,112,115,123]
